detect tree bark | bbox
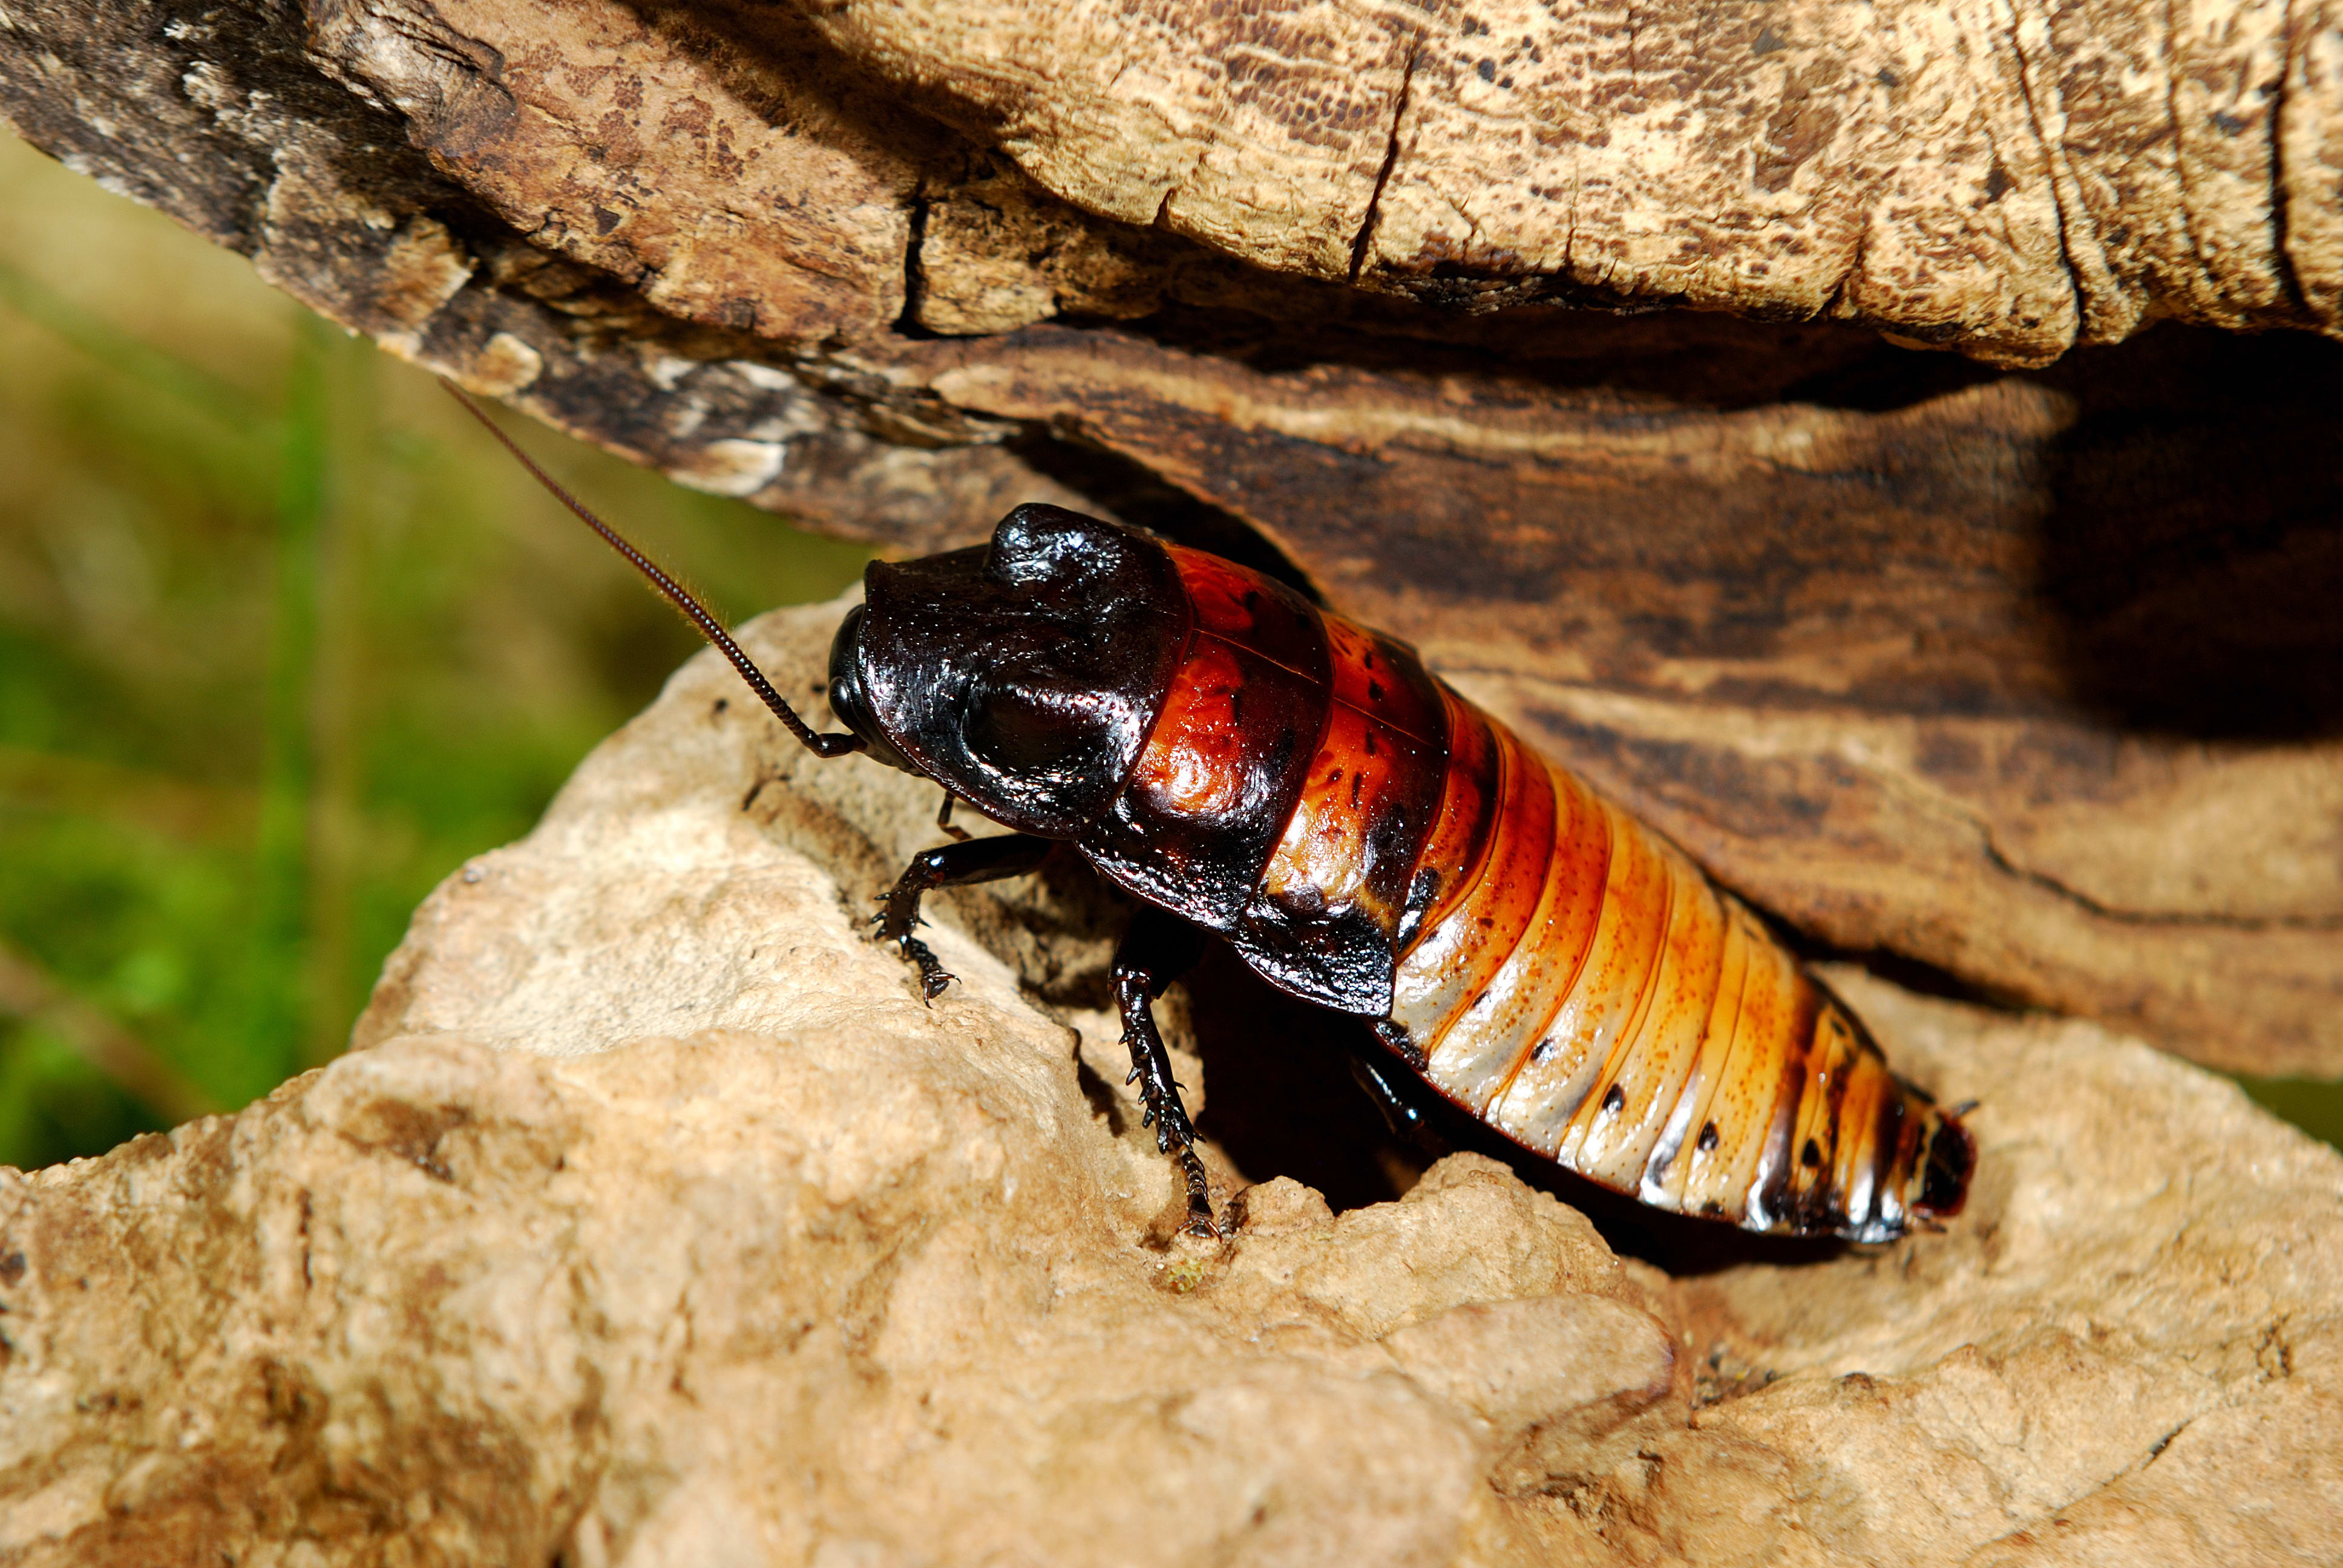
[2,0,2338,1073]
[807,0,2343,362]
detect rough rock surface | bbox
[2,603,2337,1566]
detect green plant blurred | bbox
[0,130,867,1169]
[5,129,2338,1175]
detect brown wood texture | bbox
[805,0,2343,364]
[2,0,2337,1073]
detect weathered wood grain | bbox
[1,0,2336,1072]
[798,0,2341,363]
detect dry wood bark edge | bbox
[2,0,2338,1077]
[798,0,2343,364]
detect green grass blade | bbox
[251,311,333,1077]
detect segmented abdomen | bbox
[1078,539,1971,1241]
[1386,697,1966,1242]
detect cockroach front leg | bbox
[876,833,1053,1000]
[1112,907,1217,1238]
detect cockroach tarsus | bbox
[445,381,1975,1247]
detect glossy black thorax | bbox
[831,506,1189,838]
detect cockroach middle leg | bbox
[1348,1047,1433,1148]
[935,790,974,841]
[1112,907,1217,1238]
[876,834,1053,1000]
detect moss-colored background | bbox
[1,128,2335,1171]
[0,131,866,1168]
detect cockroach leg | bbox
[1173,1148,1215,1238]
[1110,907,1217,1237]
[1347,1047,1431,1146]
[876,834,1053,1001]
[936,790,974,842]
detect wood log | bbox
[1,0,2336,1073]
[806,0,2343,362]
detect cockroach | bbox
[448,384,1974,1246]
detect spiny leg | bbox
[876,833,1054,1000]
[1112,906,1216,1237]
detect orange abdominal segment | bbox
[1256,699,1435,933]
[1421,760,1615,1117]
[1555,839,1726,1196]
[1407,691,1502,941]
[1086,619,1329,927]
[1385,705,1961,1242]
[1250,608,1447,946]
[1650,903,1757,1214]
[1077,537,1965,1241]
[1391,720,1558,1066]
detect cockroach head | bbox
[1913,1112,1976,1222]
[827,506,1187,836]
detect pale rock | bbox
[0,601,2337,1566]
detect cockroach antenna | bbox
[439,379,862,758]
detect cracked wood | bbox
[798,0,2341,365]
[0,0,2338,1073]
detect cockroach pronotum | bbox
[448,384,1974,1245]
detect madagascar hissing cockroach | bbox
[448,383,1974,1246]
